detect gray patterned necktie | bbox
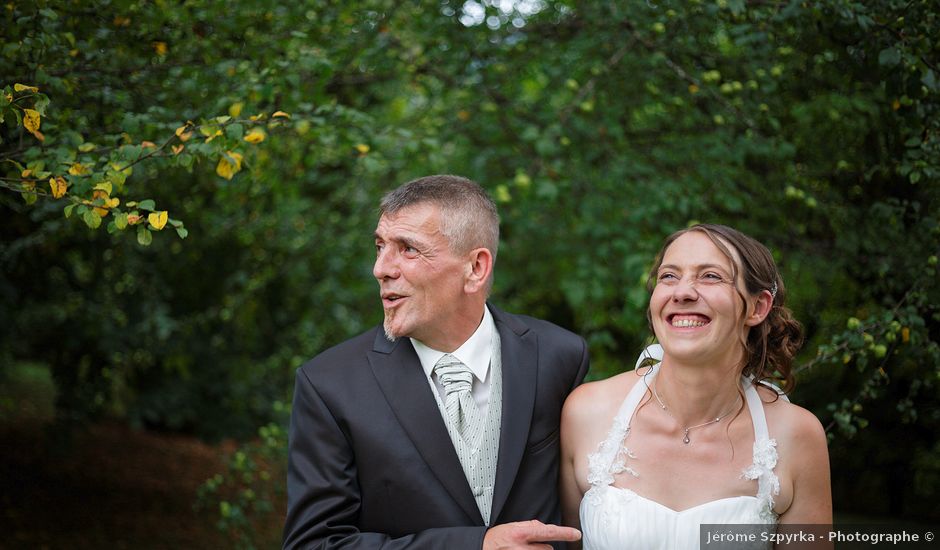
[434,354,484,446]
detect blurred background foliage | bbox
[2,0,938,546]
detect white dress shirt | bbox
[411,305,495,419]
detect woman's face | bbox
[649,231,752,368]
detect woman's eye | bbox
[658,272,677,281]
[701,272,723,282]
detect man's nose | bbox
[373,247,400,280]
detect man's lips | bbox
[381,292,409,307]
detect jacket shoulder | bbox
[297,326,383,378]
[495,307,584,344]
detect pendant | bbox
[683,430,691,444]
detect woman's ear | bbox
[745,289,774,327]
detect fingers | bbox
[483,520,582,549]
[527,522,581,543]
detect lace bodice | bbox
[580,355,783,550]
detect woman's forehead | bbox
[662,231,740,271]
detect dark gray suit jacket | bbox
[283,305,590,549]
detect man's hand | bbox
[483,520,581,549]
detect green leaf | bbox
[175,227,189,239]
[64,203,76,218]
[114,212,128,229]
[878,48,900,68]
[82,210,102,229]
[106,221,118,234]
[107,169,128,187]
[226,123,244,139]
[923,69,940,92]
[34,94,50,115]
[138,199,156,211]
[137,226,153,246]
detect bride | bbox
[560,224,831,549]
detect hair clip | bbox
[769,280,778,300]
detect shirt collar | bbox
[412,305,495,383]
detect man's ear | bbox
[745,289,774,327]
[464,247,494,294]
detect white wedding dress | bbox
[579,355,781,550]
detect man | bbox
[284,175,589,549]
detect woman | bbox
[560,224,831,549]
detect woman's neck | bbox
[654,357,743,426]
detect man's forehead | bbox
[376,203,442,238]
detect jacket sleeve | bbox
[572,336,590,391]
[283,368,487,550]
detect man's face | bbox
[373,203,470,347]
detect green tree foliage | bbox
[2,0,938,541]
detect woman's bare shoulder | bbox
[564,369,646,420]
[758,385,827,448]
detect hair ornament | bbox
[769,280,778,300]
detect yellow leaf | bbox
[244,128,266,143]
[172,144,185,155]
[175,124,192,139]
[152,41,168,56]
[355,143,370,154]
[23,108,41,133]
[216,151,243,180]
[68,163,90,175]
[141,141,156,148]
[272,111,290,119]
[205,129,223,143]
[92,189,112,217]
[127,214,142,225]
[229,102,244,118]
[21,169,32,178]
[49,176,68,198]
[148,211,168,230]
[14,83,39,93]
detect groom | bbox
[283,175,589,549]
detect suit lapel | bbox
[489,306,538,523]
[366,331,483,524]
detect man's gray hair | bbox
[380,175,500,261]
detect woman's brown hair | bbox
[646,223,804,393]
